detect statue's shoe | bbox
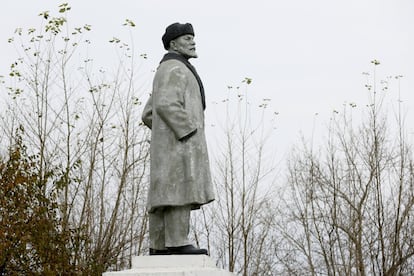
[149,248,171,255]
[167,244,208,255]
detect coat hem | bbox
[148,199,215,213]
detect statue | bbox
[142,22,215,255]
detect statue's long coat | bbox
[142,59,215,213]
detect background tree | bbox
[192,79,280,275]
[0,127,82,275]
[277,61,414,275]
[0,4,150,274]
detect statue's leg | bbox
[149,209,166,250]
[164,205,191,247]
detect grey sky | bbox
[1,0,413,155]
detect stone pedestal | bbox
[102,255,234,276]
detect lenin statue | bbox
[141,22,215,255]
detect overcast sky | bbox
[1,0,413,158]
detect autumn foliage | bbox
[0,128,84,275]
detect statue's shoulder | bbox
[157,59,187,76]
[159,59,186,70]
[154,61,188,86]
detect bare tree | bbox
[0,5,150,274]
[278,61,414,275]
[193,79,280,275]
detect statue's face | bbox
[170,34,198,58]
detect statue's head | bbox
[162,22,197,59]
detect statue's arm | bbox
[142,95,153,129]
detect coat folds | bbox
[142,59,215,213]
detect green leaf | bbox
[123,19,136,27]
[371,59,380,66]
[39,11,49,19]
[243,77,252,85]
